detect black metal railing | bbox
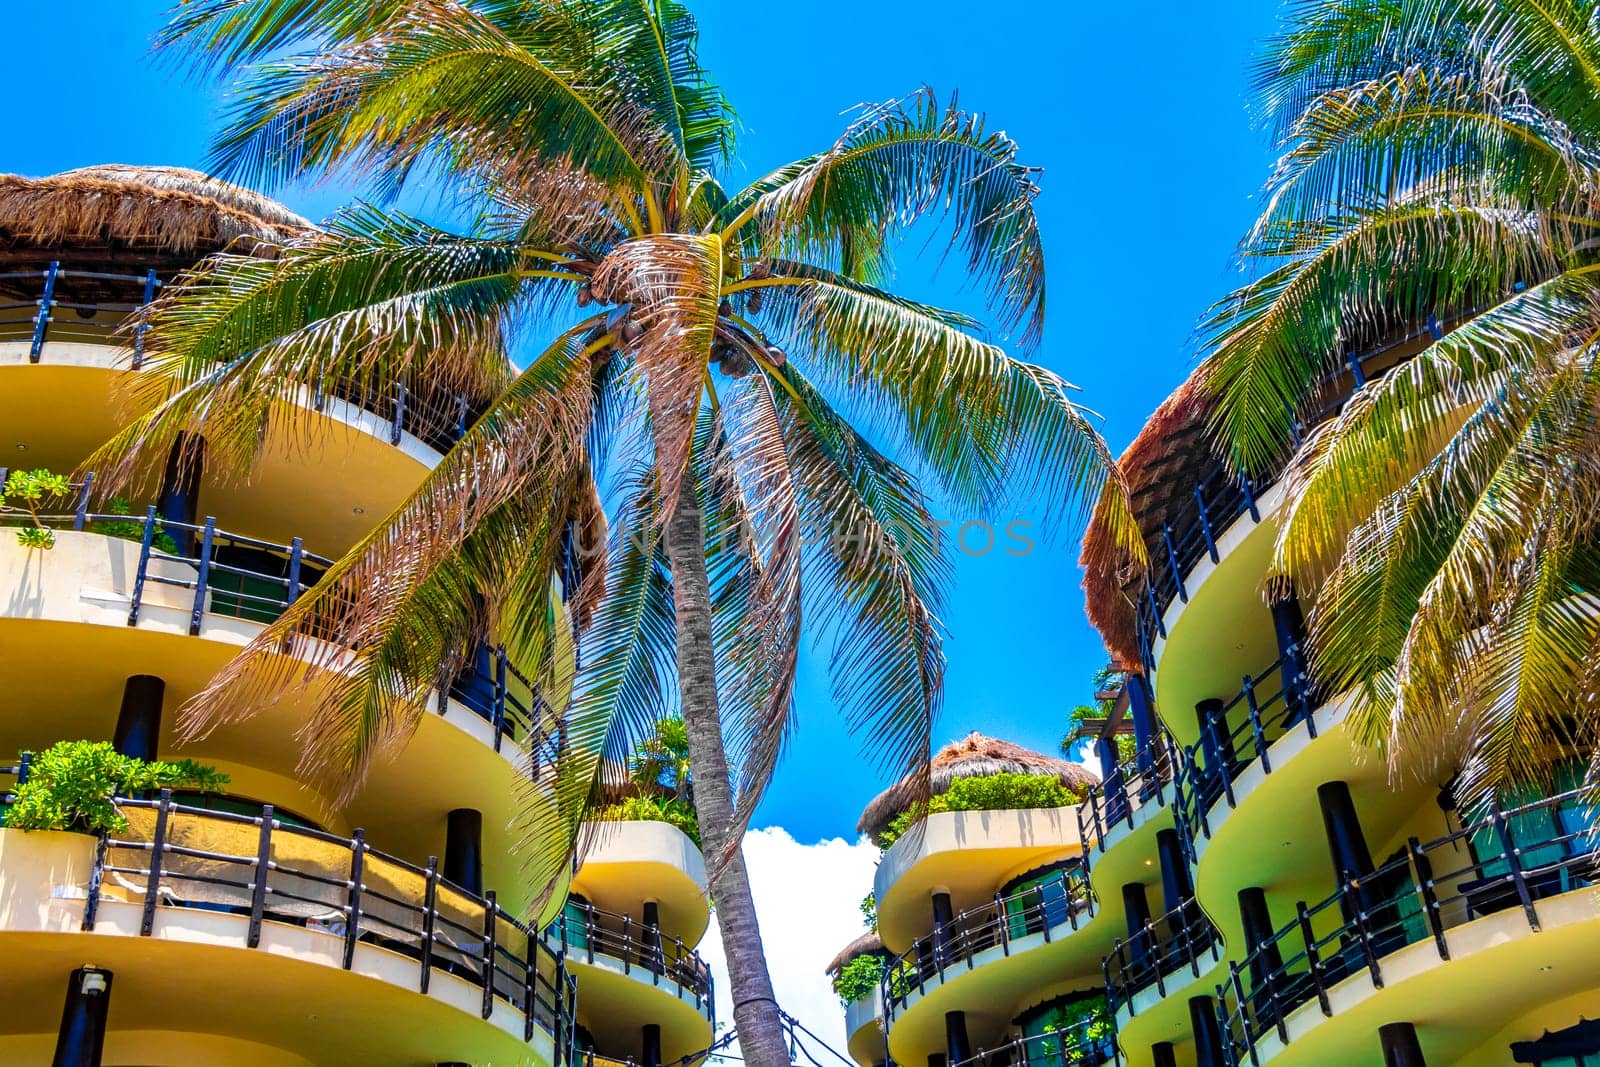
[1077,732,1184,863]
[882,862,1095,1023]
[1133,307,1490,666]
[1104,898,1221,1015]
[1168,654,1314,845]
[1213,784,1599,1064]
[950,1027,1120,1067]
[2,489,556,761]
[78,791,579,1056]
[2,262,483,453]
[545,901,714,1021]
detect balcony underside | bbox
[567,956,712,1064]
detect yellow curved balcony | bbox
[1102,898,1225,1055]
[0,798,573,1066]
[880,861,1121,1066]
[1214,784,1600,1065]
[573,820,710,948]
[844,986,886,1067]
[0,526,562,912]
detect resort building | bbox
[0,166,712,1067]
[844,337,1600,1067]
[834,733,1112,1067]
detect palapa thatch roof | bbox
[825,931,886,976]
[856,732,1100,838]
[1078,367,1220,670]
[0,165,312,275]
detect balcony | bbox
[949,1027,1119,1067]
[0,262,483,456]
[0,503,559,765]
[1104,899,1221,1016]
[0,792,575,1064]
[1077,734,1182,869]
[545,899,714,1020]
[1215,784,1600,1064]
[882,861,1095,1025]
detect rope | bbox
[661,1003,858,1067]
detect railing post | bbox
[493,648,509,753]
[483,890,499,1020]
[189,517,216,635]
[1240,472,1259,522]
[1491,795,1540,931]
[342,828,366,970]
[419,856,439,994]
[246,805,274,948]
[996,891,1010,955]
[1296,900,1331,1017]
[1145,583,1167,639]
[285,537,304,606]
[1406,836,1449,960]
[1345,349,1367,387]
[81,831,108,931]
[127,506,158,626]
[1243,675,1270,773]
[132,269,159,369]
[1194,485,1219,563]
[1230,963,1259,1067]
[73,472,94,531]
[524,934,538,1041]
[141,788,173,936]
[16,750,31,787]
[1348,872,1385,988]
[391,378,407,445]
[29,260,58,363]
[1163,525,1188,603]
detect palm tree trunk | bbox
[663,493,792,1067]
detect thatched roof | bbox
[825,931,886,976]
[856,732,1100,837]
[0,165,312,275]
[1078,367,1220,670]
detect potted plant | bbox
[0,741,226,929]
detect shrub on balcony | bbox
[876,772,1088,849]
[597,794,701,847]
[832,952,886,1005]
[1,469,177,553]
[5,741,228,834]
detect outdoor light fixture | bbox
[14,443,26,451]
[352,506,365,515]
[79,970,108,996]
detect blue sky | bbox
[6,0,1283,843]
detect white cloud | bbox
[699,827,881,1063]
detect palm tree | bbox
[634,716,692,804]
[1199,0,1600,808]
[110,3,1138,1059]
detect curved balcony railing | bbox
[1,262,483,454]
[2,493,557,762]
[72,791,579,1055]
[1077,733,1183,863]
[881,862,1095,1023]
[1132,306,1493,665]
[950,1027,1120,1067]
[1169,653,1314,846]
[1213,784,1599,1062]
[544,901,715,1021]
[1104,898,1220,1015]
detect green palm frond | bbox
[720,89,1046,346]
[89,209,548,487]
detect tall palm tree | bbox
[1200,0,1600,808]
[111,2,1137,1059]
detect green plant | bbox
[631,716,692,802]
[1,468,70,549]
[5,741,228,834]
[597,794,700,848]
[91,496,179,555]
[876,772,1088,849]
[859,891,877,933]
[831,953,885,1004]
[1062,664,1133,764]
[1035,993,1115,1057]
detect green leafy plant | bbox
[859,891,877,933]
[1035,993,1115,1059]
[91,496,179,555]
[1062,665,1134,764]
[631,716,692,803]
[596,794,701,847]
[831,953,885,1004]
[1,468,70,549]
[5,741,229,834]
[877,772,1088,848]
